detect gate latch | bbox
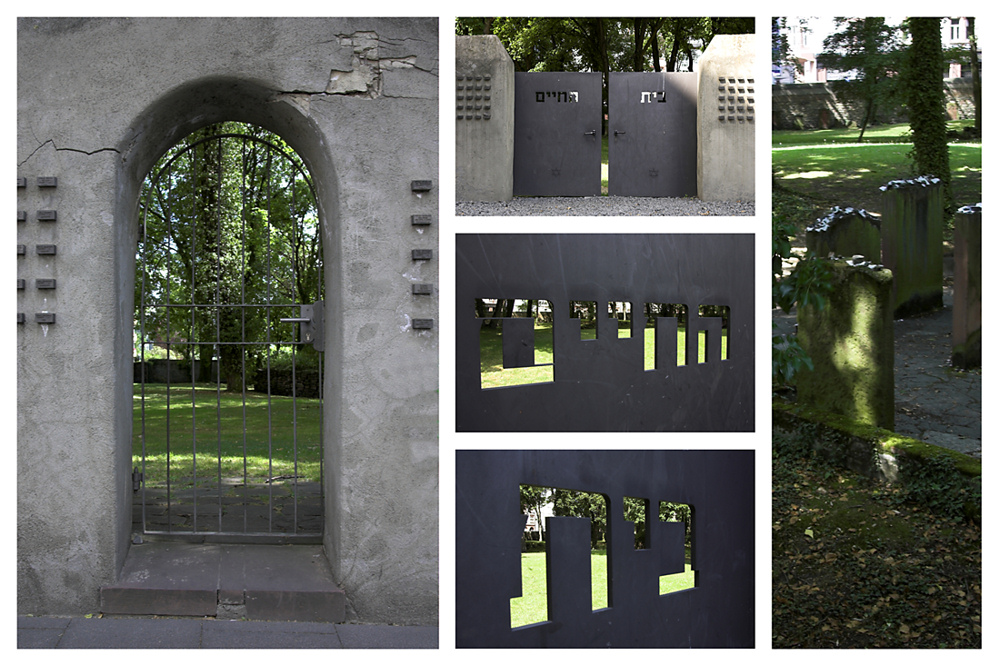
[280,300,325,352]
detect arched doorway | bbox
[133,121,324,542]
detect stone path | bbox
[773,271,981,459]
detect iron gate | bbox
[135,124,324,542]
[608,72,697,197]
[513,72,603,196]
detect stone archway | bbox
[114,76,343,553]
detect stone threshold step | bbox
[101,542,345,623]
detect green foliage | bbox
[775,256,835,314]
[553,489,607,549]
[903,18,953,211]
[771,202,834,387]
[819,18,905,139]
[772,331,814,387]
[521,540,547,553]
[895,453,981,519]
[136,122,322,392]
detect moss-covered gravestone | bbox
[952,203,982,368]
[880,176,944,317]
[797,259,895,430]
[806,206,881,262]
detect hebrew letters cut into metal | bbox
[455,450,755,648]
[513,72,603,196]
[608,72,698,197]
[456,234,754,431]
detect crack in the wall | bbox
[325,31,433,99]
[18,139,120,167]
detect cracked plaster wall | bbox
[17,17,438,625]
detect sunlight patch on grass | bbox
[783,171,834,180]
[510,551,695,628]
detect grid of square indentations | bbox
[716,76,754,124]
[456,74,493,121]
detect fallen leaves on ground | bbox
[773,448,981,648]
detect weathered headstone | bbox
[797,259,895,430]
[697,34,755,202]
[456,35,514,202]
[952,203,982,368]
[879,176,944,317]
[806,206,881,262]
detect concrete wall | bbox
[772,79,977,130]
[697,34,755,202]
[17,17,438,625]
[456,35,514,201]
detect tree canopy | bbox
[136,122,322,392]
[818,17,905,140]
[456,17,754,73]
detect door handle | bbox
[280,300,325,352]
[614,130,626,136]
[584,130,597,136]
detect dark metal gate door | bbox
[135,124,324,543]
[608,72,698,197]
[513,72,603,196]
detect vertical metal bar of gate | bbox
[189,142,198,533]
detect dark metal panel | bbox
[608,72,698,197]
[456,234,754,431]
[455,450,755,648]
[513,72,603,196]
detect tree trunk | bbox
[652,29,661,71]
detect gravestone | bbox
[952,203,982,368]
[806,206,881,262]
[455,35,514,202]
[697,34,755,202]
[879,176,944,317]
[797,259,895,430]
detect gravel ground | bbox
[456,196,755,217]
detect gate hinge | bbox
[132,467,143,493]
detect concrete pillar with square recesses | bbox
[697,34,755,202]
[456,35,515,202]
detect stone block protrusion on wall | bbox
[952,203,982,368]
[697,34,755,202]
[879,176,944,317]
[456,35,514,202]
[806,206,881,262]
[797,260,895,430]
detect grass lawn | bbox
[602,134,608,195]
[510,549,695,627]
[133,383,322,488]
[773,142,981,215]
[773,431,981,648]
[479,322,728,389]
[773,119,975,146]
